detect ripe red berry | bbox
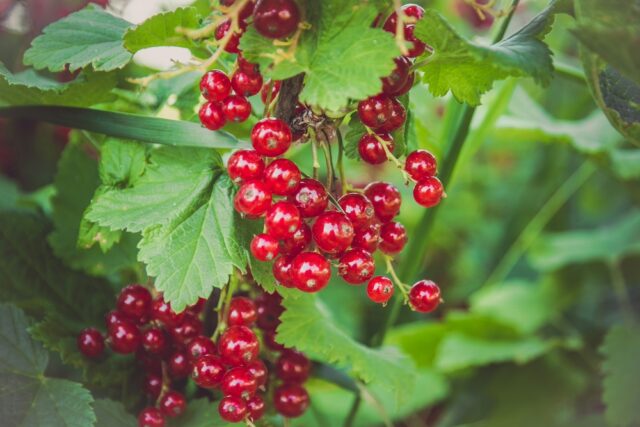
[227,150,264,183]
[275,350,311,383]
[186,336,216,361]
[234,180,272,217]
[274,384,310,418]
[150,297,185,327]
[251,233,280,262]
[159,390,186,418]
[280,222,312,256]
[352,222,381,253]
[404,25,427,57]
[289,178,329,217]
[263,328,286,351]
[192,354,225,388]
[200,70,231,102]
[264,158,301,195]
[247,395,266,421]
[138,407,165,427]
[405,149,437,181]
[237,55,259,74]
[222,366,258,398]
[218,396,248,423]
[199,102,226,130]
[379,221,408,254]
[378,98,406,133]
[358,133,395,165]
[312,212,355,254]
[357,94,394,129]
[168,351,191,379]
[215,19,243,54]
[187,298,207,315]
[382,56,412,95]
[414,177,444,208]
[227,297,258,327]
[409,280,441,313]
[273,255,295,288]
[218,325,260,365]
[143,373,162,399]
[222,95,252,123]
[231,70,263,96]
[220,0,255,20]
[261,80,281,104]
[251,118,292,157]
[169,313,203,344]
[108,320,141,354]
[141,328,167,356]
[117,284,151,321]
[256,293,284,330]
[364,181,402,222]
[246,359,268,387]
[104,309,132,328]
[388,71,415,97]
[383,3,425,32]
[338,248,375,284]
[77,328,104,358]
[253,0,300,39]
[367,276,395,304]
[291,251,331,292]
[265,201,302,239]
[338,193,375,230]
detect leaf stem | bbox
[554,61,587,85]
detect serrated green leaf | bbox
[168,398,234,427]
[601,324,640,427]
[343,118,366,160]
[124,7,201,53]
[93,399,137,427]
[98,139,147,187]
[24,4,133,72]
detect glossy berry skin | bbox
[108,320,141,354]
[357,94,393,129]
[261,80,281,104]
[117,284,152,321]
[264,158,301,195]
[256,294,284,330]
[265,201,302,239]
[141,328,167,356]
[192,354,225,388]
[273,256,295,288]
[358,133,395,165]
[227,297,258,327]
[253,0,300,39]
[234,180,272,218]
[404,25,427,57]
[215,19,242,54]
[291,252,331,293]
[409,280,441,313]
[77,328,104,358]
[251,118,292,157]
[367,276,395,304]
[218,396,248,423]
[414,177,444,208]
[231,70,263,96]
[352,222,381,253]
[187,298,207,315]
[281,222,311,256]
[405,149,437,181]
[200,70,231,102]
[383,3,425,32]
[379,221,408,255]
[246,359,268,387]
[222,95,252,123]
[168,351,191,379]
[388,71,415,97]
[104,310,132,328]
[289,179,329,217]
[199,102,226,130]
[338,193,374,230]
[378,98,406,133]
[144,373,162,399]
[338,249,375,284]
[169,314,203,344]
[382,56,412,95]
[159,391,186,418]
[150,297,184,327]
[247,395,266,421]
[251,233,280,262]
[274,384,310,418]
[275,350,311,383]
[222,366,258,398]
[218,325,260,365]
[220,0,255,20]
[237,55,259,74]
[364,181,402,222]
[227,150,264,183]
[312,212,355,254]
[138,407,165,427]
[186,336,216,361]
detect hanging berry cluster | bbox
[77,284,312,426]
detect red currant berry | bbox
[456,0,494,29]
[409,280,441,313]
[274,384,310,418]
[234,180,272,217]
[265,201,302,239]
[253,0,300,39]
[218,396,248,423]
[414,177,444,208]
[251,233,280,262]
[220,0,255,20]
[227,150,264,183]
[246,359,268,387]
[247,395,266,421]
[405,149,437,181]
[215,19,243,54]
[77,328,104,358]
[168,351,191,379]
[117,284,151,321]
[237,55,259,74]
[187,298,207,315]
[289,178,329,217]
[222,366,258,398]
[352,222,381,253]
[169,313,203,344]
[104,310,132,328]
[383,3,425,32]
[275,350,311,383]
[231,70,263,96]
[200,70,231,102]
[227,297,258,327]
[280,222,311,256]
[338,248,375,284]
[192,354,225,388]
[364,181,402,222]
[404,25,427,57]
[261,80,281,104]
[378,98,406,133]
[222,95,252,123]
[138,407,165,427]
[273,255,295,288]
[367,276,395,304]
[379,221,408,254]
[264,158,301,195]
[138,352,162,374]
[338,193,375,230]
[150,297,185,327]
[186,336,216,361]
[108,320,141,354]
[199,102,226,130]
[263,328,286,351]
[255,293,284,330]
[251,118,292,157]
[388,70,415,97]
[382,56,412,95]
[312,212,355,254]
[218,325,260,365]
[291,252,331,292]
[144,373,162,399]
[142,328,167,356]
[358,132,395,165]
[159,391,186,418]
[357,94,393,129]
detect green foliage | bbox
[168,398,234,427]
[93,399,137,427]
[124,7,202,53]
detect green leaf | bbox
[24,4,133,72]
[124,7,201,53]
[167,398,234,427]
[93,399,137,427]
[610,148,640,180]
[0,304,96,427]
[343,117,366,160]
[414,2,558,105]
[601,323,640,427]
[0,63,116,107]
[98,139,147,187]
[277,294,415,405]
